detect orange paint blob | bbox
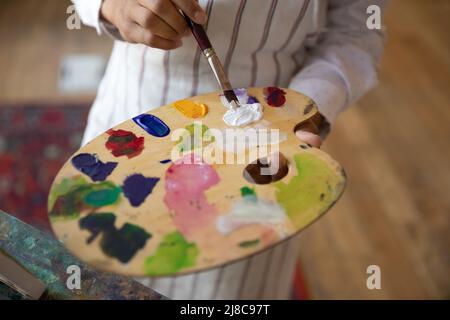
[172,100,208,118]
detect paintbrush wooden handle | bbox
[182,14,212,51]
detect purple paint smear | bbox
[234,88,248,98]
[247,95,259,104]
[123,174,160,207]
[220,88,260,106]
[71,153,118,182]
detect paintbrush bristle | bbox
[223,89,240,108]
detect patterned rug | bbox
[0,103,309,299]
[0,104,89,232]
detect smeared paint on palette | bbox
[177,122,214,152]
[164,154,220,235]
[145,231,198,276]
[79,213,151,263]
[48,87,346,277]
[105,129,144,158]
[133,114,170,137]
[217,185,288,236]
[49,177,121,220]
[275,153,344,228]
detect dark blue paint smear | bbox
[159,159,171,164]
[71,153,118,182]
[123,174,160,207]
[133,114,170,138]
[79,212,151,263]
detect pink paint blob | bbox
[164,154,220,235]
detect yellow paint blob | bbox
[172,100,208,119]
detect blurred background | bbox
[0,0,448,299]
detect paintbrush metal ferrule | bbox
[202,48,240,107]
[182,12,240,108]
[202,48,232,91]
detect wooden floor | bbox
[0,0,112,103]
[0,0,448,299]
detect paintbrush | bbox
[182,14,240,109]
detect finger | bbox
[128,24,183,50]
[131,4,180,40]
[139,0,189,34]
[295,130,322,148]
[171,0,207,24]
[293,120,319,135]
[181,29,191,38]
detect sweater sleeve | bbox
[289,0,387,124]
[72,0,103,34]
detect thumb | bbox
[295,130,322,148]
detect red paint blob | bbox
[264,86,286,107]
[105,129,145,159]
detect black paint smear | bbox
[299,143,313,150]
[79,213,151,263]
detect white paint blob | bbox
[223,103,263,127]
[217,197,287,236]
[220,88,264,127]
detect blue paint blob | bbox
[123,174,160,207]
[159,159,171,164]
[71,153,118,182]
[133,114,170,138]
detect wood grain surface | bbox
[48,88,346,277]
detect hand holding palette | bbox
[48,88,346,277]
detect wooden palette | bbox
[48,88,346,277]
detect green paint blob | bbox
[144,231,199,276]
[240,186,257,198]
[178,123,214,152]
[48,177,87,211]
[238,239,260,248]
[49,177,122,220]
[83,183,122,207]
[275,153,345,228]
